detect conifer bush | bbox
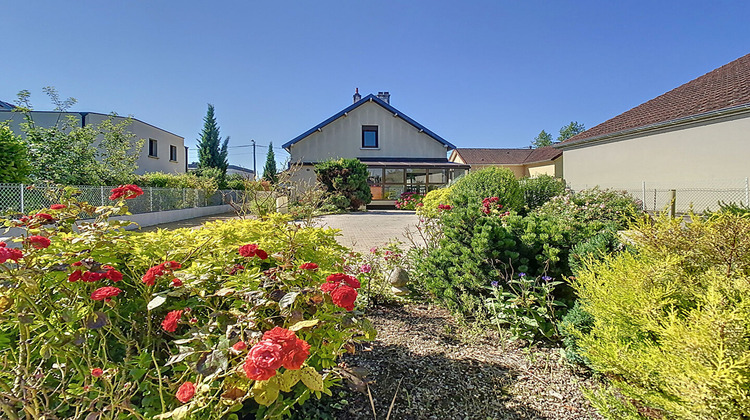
[574,212,750,419]
[448,167,523,211]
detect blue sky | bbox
[2,1,749,170]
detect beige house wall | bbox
[288,101,448,163]
[561,113,750,190]
[527,162,556,178]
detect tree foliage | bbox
[557,121,585,142]
[314,158,371,211]
[0,123,31,183]
[196,104,229,184]
[14,88,143,185]
[263,142,278,183]
[531,130,553,148]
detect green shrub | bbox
[416,186,453,219]
[519,175,566,213]
[0,123,31,183]
[225,173,250,190]
[0,188,375,419]
[314,158,371,211]
[573,212,750,419]
[558,301,594,367]
[448,167,523,211]
[136,171,218,191]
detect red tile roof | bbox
[561,53,750,144]
[453,147,561,165]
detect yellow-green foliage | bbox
[416,186,453,218]
[574,212,750,419]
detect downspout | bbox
[79,112,89,127]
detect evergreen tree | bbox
[531,130,553,148]
[557,121,586,142]
[262,142,278,183]
[197,104,229,171]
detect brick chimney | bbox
[376,91,390,104]
[353,88,361,103]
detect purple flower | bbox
[518,272,526,278]
[360,264,372,274]
[491,281,499,288]
[542,275,552,282]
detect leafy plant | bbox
[448,167,523,211]
[519,175,566,213]
[573,211,750,419]
[0,185,375,419]
[394,191,424,210]
[314,158,372,211]
[0,123,31,183]
[416,186,452,219]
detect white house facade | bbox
[283,91,469,205]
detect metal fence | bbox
[570,178,750,214]
[0,183,242,214]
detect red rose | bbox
[262,326,310,370]
[50,204,66,210]
[256,249,268,260]
[109,184,144,200]
[105,268,123,282]
[68,270,83,282]
[283,338,311,370]
[0,243,23,264]
[263,327,297,350]
[243,358,276,381]
[91,368,104,377]
[175,381,195,403]
[142,263,165,285]
[239,244,268,259]
[229,264,245,275]
[320,282,338,293]
[162,310,183,332]
[325,273,361,289]
[248,339,284,370]
[232,341,247,351]
[27,235,51,249]
[34,213,54,222]
[82,271,106,283]
[71,261,82,267]
[163,260,181,270]
[331,285,357,311]
[91,287,122,302]
[171,278,183,287]
[299,262,319,270]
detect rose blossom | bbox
[90,287,122,302]
[239,243,268,259]
[331,285,358,311]
[325,273,361,289]
[68,270,83,282]
[109,184,144,200]
[91,368,104,377]
[0,242,23,264]
[50,204,66,210]
[299,262,318,270]
[175,381,195,403]
[27,236,51,249]
[162,310,183,332]
[248,339,284,370]
[171,278,183,287]
[232,341,247,351]
[243,358,276,381]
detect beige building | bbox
[449,147,562,178]
[283,91,469,205]
[0,108,186,175]
[556,53,750,193]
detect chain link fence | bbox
[0,184,242,215]
[570,178,750,214]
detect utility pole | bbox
[251,139,257,180]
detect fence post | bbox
[149,187,153,212]
[20,184,24,213]
[101,186,105,206]
[745,177,749,206]
[642,181,646,212]
[670,189,676,218]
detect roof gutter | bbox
[555,103,750,149]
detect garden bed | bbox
[330,303,601,419]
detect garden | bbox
[2,165,750,419]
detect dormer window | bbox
[362,125,379,148]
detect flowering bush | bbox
[394,191,424,210]
[416,186,453,219]
[0,186,375,419]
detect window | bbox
[362,125,378,148]
[170,145,178,162]
[148,139,158,157]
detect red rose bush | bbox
[0,188,375,419]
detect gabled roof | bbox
[453,146,561,165]
[0,100,16,110]
[282,94,455,150]
[560,53,750,146]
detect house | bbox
[449,146,562,178]
[188,162,255,178]
[0,106,187,175]
[283,90,469,205]
[555,53,750,191]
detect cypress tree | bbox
[262,142,278,183]
[196,104,229,185]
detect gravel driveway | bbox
[314,210,421,253]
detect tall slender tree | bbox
[262,142,278,183]
[197,104,229,172]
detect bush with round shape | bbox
[448,167,523,211]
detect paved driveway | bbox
[314,210,420,253]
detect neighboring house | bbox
[0,107,186,175]
[283,90,469,205]
[556,53,750,190]
[188,162,255,178]
[449,146,562,178]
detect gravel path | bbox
[314,210,421,254]
[335,304,601,420]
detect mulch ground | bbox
[332,303,601,420]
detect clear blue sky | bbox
[2,1,749,171]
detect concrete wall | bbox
[561,112,750,190]
[0,111,185,175]
[289,101,448,163]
